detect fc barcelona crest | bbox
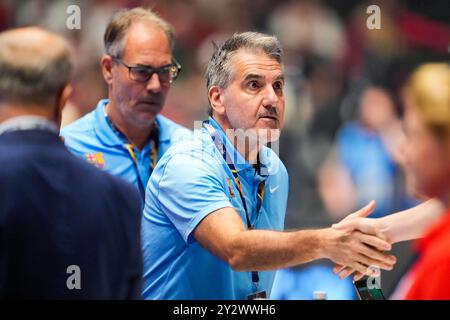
[85,152,105,169]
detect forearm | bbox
[228,228,324,271]
[379,199,444,243]
[195,207,393,274]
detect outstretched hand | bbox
[330,201,394,281]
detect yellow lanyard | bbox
[124,138,158,171]
[104,107,159,201]
[123,129,158,201]
[230,168,266,228]
[203,120,266,291]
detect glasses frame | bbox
[111,56,181,84]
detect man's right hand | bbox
[318,201,396,277]
[318,227,396,277]
[330,201,393,280]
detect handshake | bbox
[320,200,395,281]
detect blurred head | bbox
[206,32,285,142]
[402,63,450,204]
[0,27,73,125]
[101,7,177,128]
[358,87,397,131]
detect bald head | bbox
[0,27,73,107]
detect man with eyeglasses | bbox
[61,7,189,202]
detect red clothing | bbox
[404,209,450,300]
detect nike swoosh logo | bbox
[269,185,279,193]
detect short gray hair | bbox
[205,32,283,116]
[104,7,175,58]
[0,27,73,106]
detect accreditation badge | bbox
[247,290,268,300]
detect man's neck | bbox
[105,102,154,150]
[213,116,261,165]
[0,104,54,124]
[228,133,260,166]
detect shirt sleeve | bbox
[152,152,233,244]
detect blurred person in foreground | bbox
[61,7,189,203]
[0,27,142,299]
[332,64,449,293]
[141,32,396,300]
[395,63,450,299]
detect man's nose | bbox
[146,73,162,92]
[262,85,279,107]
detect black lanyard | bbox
[104,111,159,201]
[203,120,265,290]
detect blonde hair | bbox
[406,63,450,140]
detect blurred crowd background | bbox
[1,0,448,299]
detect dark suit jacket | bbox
[0,129,142,299]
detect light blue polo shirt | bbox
[141,117,288,300]
[60,99,190,200]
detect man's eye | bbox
[248,80,260,89]
[132,68,151,76]
[273,81,284,90]
[160,66,172,74]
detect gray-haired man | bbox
[61,7,189,202]
[141,32,396,300]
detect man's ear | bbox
[101,55,114,85]
[208,86,226,116]
[54,84,72,127]
[58,84,72,111]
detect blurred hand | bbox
[331,201,392,280]
[319,226,395,278]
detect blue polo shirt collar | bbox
[94,99,124,148]
[94,99,167,149]
[207,117,270,177]
[155,115,171,143]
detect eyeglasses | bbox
[112,57,181,84]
